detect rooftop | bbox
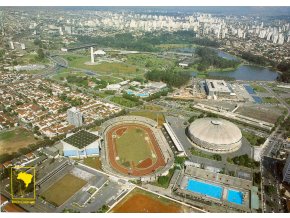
[63,130,99,149]
[205,79,231,93]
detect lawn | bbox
[41,173,87,207]
[126,53,174,70]
[83,157,102,171]
[111,188,192,213]
[110,96,140,108]
[251,84,268,93]
[262,97,280,104]
[129,111,165,126]
[63,55,139,75]
[0,128,38,155]
[115,126,154,167]
[285,98,290,105]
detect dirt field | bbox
[0,128,38,155]
[235,106,282,124]
[83,157,102,171]
[111,188,192,213]
[41,173,87,207]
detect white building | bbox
[283,153,290,184]
[205,79,235,98]
[67,107,83,127]
[106,84,121,91]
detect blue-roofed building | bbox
[62,130,100,158]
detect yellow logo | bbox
[11,166,36,204]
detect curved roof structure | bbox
[187,118,242,153]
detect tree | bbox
[37,49,45,60]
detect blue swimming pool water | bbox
[127,90,149,97]
[244,85,256,95]
[252,96,263,103]
[186,179,223,199]
[137,93,149,97]
[227,189,243,205]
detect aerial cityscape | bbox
[0,6,290,214]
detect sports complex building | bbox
[62,130,100,158]
[174,164,260,212]
[187,117,242,153]
[100,116,174,179]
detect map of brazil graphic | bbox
[11,166,36,204]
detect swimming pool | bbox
[252,96,263,103]
[244,85,256,95]
[186,179,223,199]
[227,189,243,205]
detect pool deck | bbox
[179,172,250,209]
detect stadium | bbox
[101,116,174,179]
[187,118,242,153]
[62,130,100,158]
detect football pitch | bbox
[41,174,87,206]
[115,126,155,167]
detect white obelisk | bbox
[90,47,94,63]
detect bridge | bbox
[62,44,98,52]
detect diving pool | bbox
[227,189,243,205]
[186,179,223,199]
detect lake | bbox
[208,65,279,81]
[171,47,279,81]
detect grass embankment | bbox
[129,111,165,126]
[190,148,222,161]
[242,131,266,147]
[262,97,280,104]
[83,157,102,171]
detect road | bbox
[259,83,289,213]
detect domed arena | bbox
[187,118,242,153]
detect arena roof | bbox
[188,117,242,146]
[63,130,99,149]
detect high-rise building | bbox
[283,153,290,184]
[67,107,83,127]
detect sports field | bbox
[115,127,155,167]
[111,188,192,213]
[41,174,87,206]
[0,128,38,155]
[106,123,166,176]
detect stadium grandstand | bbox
[163,122,185,156]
